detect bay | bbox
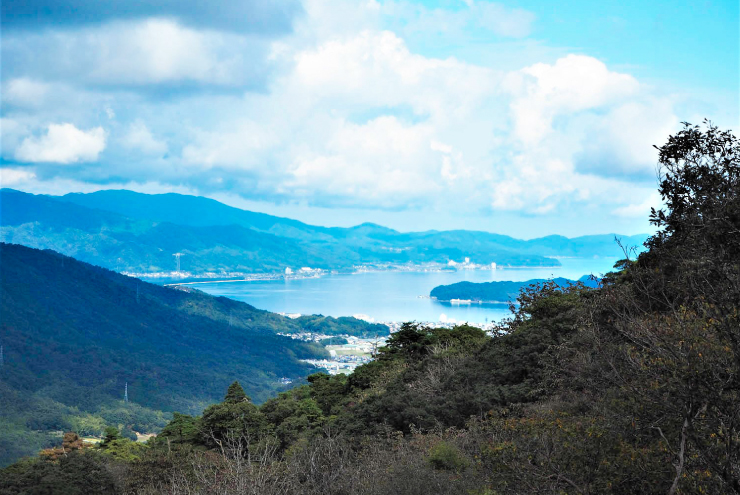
[194,257,619,325]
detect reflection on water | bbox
[195,257,618,325]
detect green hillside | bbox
[0,243,383,466]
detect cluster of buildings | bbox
[447,257,497,270]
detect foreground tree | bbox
[557,121,740,494]
[200,381,270,448]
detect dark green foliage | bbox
[224,381,249,404]
[200,383,268,446]
[0,242,385,467]
[306,373,350,416]
[381,322,437,361]
[319,336,349,346]
[156,413,200,445]
[261,386,325,447]
[0,452,117,495]
[102,426,122,445]
[343,292,587,434]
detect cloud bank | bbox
[1,0,731,235]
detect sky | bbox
[1,0,738,238]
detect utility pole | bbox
[124,382,128,403]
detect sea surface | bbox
[194,257,619,325]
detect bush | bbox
[427,441,469,473]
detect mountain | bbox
[1,189,648,276]
[430,275,599,302]
[59,189,336,241]
[0,243,384,466]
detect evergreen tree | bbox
[224,381,249,404]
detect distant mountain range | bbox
[430,276,600,303]
[0,243,385,466]
[0,188,649,276]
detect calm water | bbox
[194,258,618,325]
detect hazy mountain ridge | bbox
[1,189,648,275]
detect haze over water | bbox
[195,257,618,325]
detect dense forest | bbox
[2,122,738,494]
[430,275,597,302]
[0,244,385,466]
[0,188,648,275]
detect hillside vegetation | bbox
[0,243,384,466]
[2,122,738,494]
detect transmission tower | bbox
[173,253,184,272]
[124,382,129,403]
[0,344,4,367]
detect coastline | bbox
[139,261,564,286]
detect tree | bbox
[558,122,740,493]
[224,381,249,404]
[641,120,740,312]
[200,382,269,448]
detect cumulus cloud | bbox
[504,55,640,145]
[293,29,496,116]
[0,167,37,187]
[15,123,107,164]
[3,78,50,107]
[575,99,679,178]
[2,19,274,88]
[120,122,168,156]
[0,0,697,229]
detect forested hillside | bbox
[2,122,737,494]
[0,243,383,466]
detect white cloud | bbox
[293,29,496,117]
[0,167,37,187]
[285,116,442,206]
[15,123,107,164]
[3,78,50,107]
[576,99,679,178]
[0,0,695,231]
[181,121,278,169]
[120,121,167,156]
[613,192,663,218]
[504,55,640,145]
[3,19,272,87]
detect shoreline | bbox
[146,262,564,287]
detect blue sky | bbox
[1,0,737,238]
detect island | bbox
[430,275,598,303]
